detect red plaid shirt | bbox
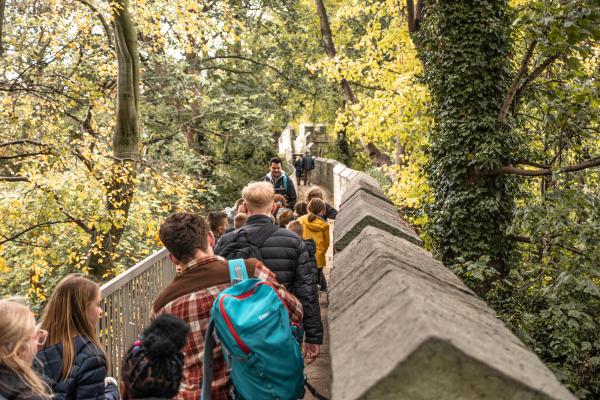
[152,256,303,400]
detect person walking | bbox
[294,156,303,185]
[215,182,323,359]
[297,198,330,292]
[153,212,303,400]
[260,157,297,209]
[36,274,120,400]
[301,152,315,186]
[120,314,190,400]
[0,299,52,400]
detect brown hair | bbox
[234,212,248,229]
[277,210,295,228]
[0,300,52,398]
[294,201,308,218]
[234,198,244,209]
[306,187,324,203]
[273,194,287,208]
[159,212,210,262]
[307,198,325,222]
[207,211,227,232]
[286,220,303,237]
[242,182,274,211]
[40,274,103,381]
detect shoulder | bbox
[73,337,105,367]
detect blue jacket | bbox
[36,336,119,400]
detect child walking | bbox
[297,198,330,292]
[120,314,190,399]
[0,299,52,400]
[36,274,120,400]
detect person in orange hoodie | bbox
[297,198,330,292]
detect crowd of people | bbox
[0,156,336,400]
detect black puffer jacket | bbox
[304,239,318,277]
[0,365,48,400]
[36,336,120,400]
[215,215,323,344]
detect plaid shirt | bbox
[153,256,303,400]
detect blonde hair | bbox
[307,198,325,222]
[0,300,51,398]
[286,220,304,237]
[40,274,104,381]
[242,182,274,211]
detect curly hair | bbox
[120,314,190,399]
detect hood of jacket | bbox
[298,215,329,232]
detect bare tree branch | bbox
[75,0,113,49]
[484,156,600,177]
[514,54,560,103]
[0,140,46,148]
[498,40,537,124]
[0,220,74,245]
[0,151,50,160]
[0,175,29,182]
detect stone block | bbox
[334,190,422,252]
[325,159,338,190]
[340,173,393,207]
[329,226,575,400]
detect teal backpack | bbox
[201,259,305,400]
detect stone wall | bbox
[312,158,575,400]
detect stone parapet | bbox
[310,157,575,400]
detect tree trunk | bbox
[0,0,6,56]
[314,0,391,167]
[85,0,140,278]
[412,0,517,280]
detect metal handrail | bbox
[99,248,175,377]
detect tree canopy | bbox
[0,0,598,396]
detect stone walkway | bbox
[293,175,332,400]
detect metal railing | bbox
[99,248,176,377]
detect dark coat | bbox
[0,365,48,400]
[324,202,338,220]
[214,215,323,344]
[293,159,303,177]
[304,239,318,277]
[260,173,297,209]
[301,155,315,171]
[36,336,120,400]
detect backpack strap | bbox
[228,259,249,285]
[283,174,288,191]
[201,319,216,400]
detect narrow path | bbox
[292,174,332,400]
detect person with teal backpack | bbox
[202,259,305,400]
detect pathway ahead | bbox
[292,174,332,400]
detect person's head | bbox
[40,274,103,381]
[242,182,275,216]
[207,211,228,239]
[286,220,304,237]
[159,212,214,265]
[306,187,324,203]
[277,210,295,228]
[234,198,244,210]
[120,314,190,399]
[304,151,310,155]
[307,198,325,222]
[294,201,308,218]
[0,299,51,398]
[269,157,283,179]
[273,194,287,211]
[234,212,248,229]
